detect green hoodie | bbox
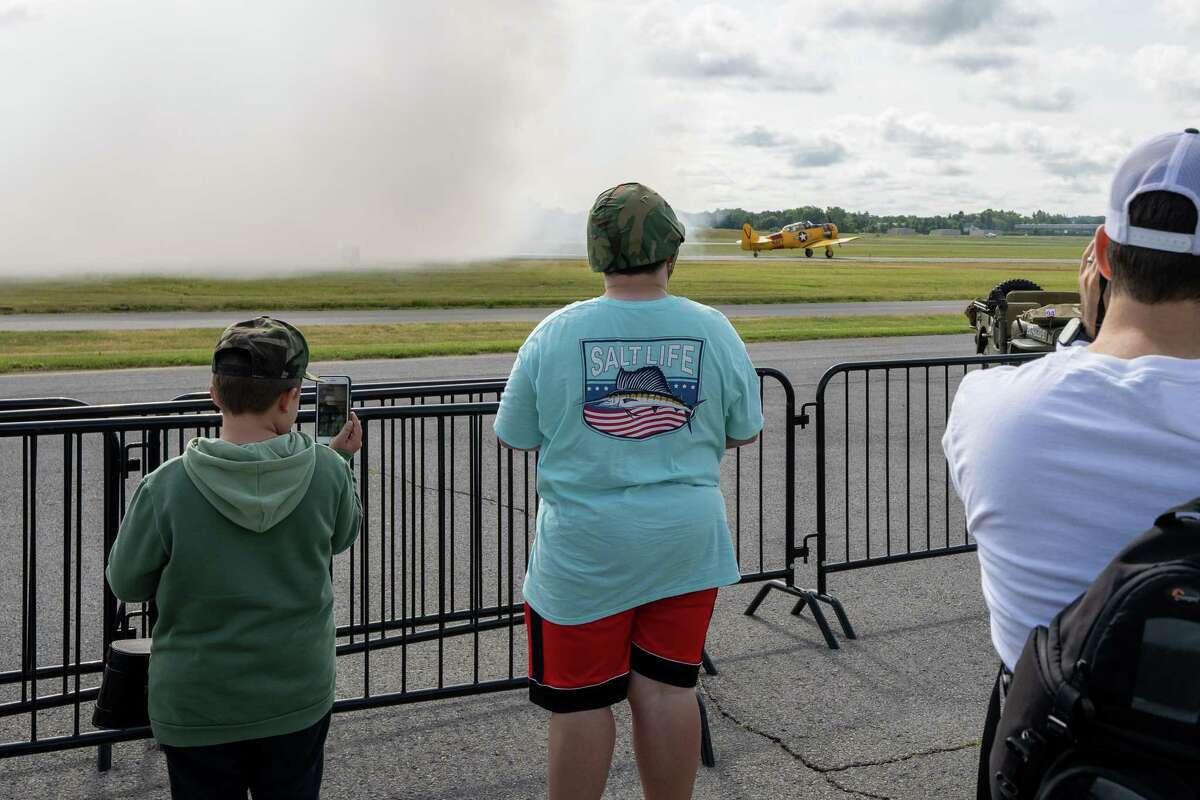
[106,431,361,747]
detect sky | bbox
[1,0,1198,273]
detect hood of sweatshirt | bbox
[181,431,317,532]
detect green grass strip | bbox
[0,258,1077,315]
[0,315,968,374]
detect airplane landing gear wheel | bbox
[752,251,758,258]
[825,248,833,258]
[804,248,813,258]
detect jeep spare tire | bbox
[988,278,1043,302]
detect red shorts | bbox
[525,588,717,713]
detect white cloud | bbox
[997,85,1076,113]
[1133,44,1200,102]
[640,3,828,91]
[731,127,789,148]
[1158,0,1200,28]
[878,110,967,157]
[985,122,1127,180]
[838,0,1039,45]
[729,126,849,167]
[789,136,848,167]
[947,45,1096,113]
[0,3,31,28]
[936,45,1019,74]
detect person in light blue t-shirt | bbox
[494,183,763,800]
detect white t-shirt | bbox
[943,345,1200,669]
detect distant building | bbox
[1014,223,1098,235]
[929,228,961,236]
[968,226,999,237]
[887,227,917,236]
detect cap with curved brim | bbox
[1106,129,1200,256]
[212,317,314,382]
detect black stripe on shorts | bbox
[630,643,701,688]
[528,674,631,714]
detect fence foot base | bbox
[697,690,716,768]
[822,593,857,641]
[745,580,847,650]
[700,648,718,676]
[97,743,112,773]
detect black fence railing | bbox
[0,397,89,413]
[746,353,1043,648]
[0,369,794,769]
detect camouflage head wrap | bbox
[586,182,686,273]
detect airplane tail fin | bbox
[741,223,753,249]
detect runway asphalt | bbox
[0,333,1001,799]
[0,301,970,332]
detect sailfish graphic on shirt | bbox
[583,360,705,442]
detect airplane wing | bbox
[822,236,860,247]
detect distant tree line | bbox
[685,207,1104,235]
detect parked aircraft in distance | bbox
[739,221,859,258]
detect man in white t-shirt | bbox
[942,129,1200,798]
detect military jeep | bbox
[965,279,1082,354]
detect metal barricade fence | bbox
[0,368,795,765]
[747,353,1043,648]
[0,398,89,412]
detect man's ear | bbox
[1095,225,1113,280]
[209,382,222,411]
[278,386,299,413]
[665,254,676,278]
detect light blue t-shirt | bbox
[494,294,764,625]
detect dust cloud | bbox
[0,2,662,277]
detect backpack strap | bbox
[1046,680,1083,738]
[1155,498,1200,527]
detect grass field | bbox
[0,257,1078,315]
[0,315,968,373]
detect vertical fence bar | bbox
[29,434,39,741]
[21,436,29,708]
[62,435,73,696]
[905,368,911,555]
[436,417,446,690]
[924,366,931,552]
[815,378,827,596]
[782,372,796,585]
[360,426,371,697]
[885,370,891,558]
[506,447,515,678]
[755,377,764,573]
[943,364,951,549]
[843,374,850,562]
[864,370,870,562]
[73,433,83,736]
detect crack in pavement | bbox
[700,678,978,800]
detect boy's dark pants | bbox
[160,711,332,800]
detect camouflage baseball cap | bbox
[587,182,686,273]
[211,316,319,383]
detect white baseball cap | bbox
[1105,128,1200,256]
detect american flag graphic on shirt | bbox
[581,338,704,441]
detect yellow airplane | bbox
[739,221,860,258]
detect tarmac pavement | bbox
[0,334,999,799]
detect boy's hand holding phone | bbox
[329,412,362,456]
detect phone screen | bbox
[316,379,350,442]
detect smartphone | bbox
[315,376,351,445]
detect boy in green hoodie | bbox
[106,317,362,800]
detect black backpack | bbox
[989,499,1200,800]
